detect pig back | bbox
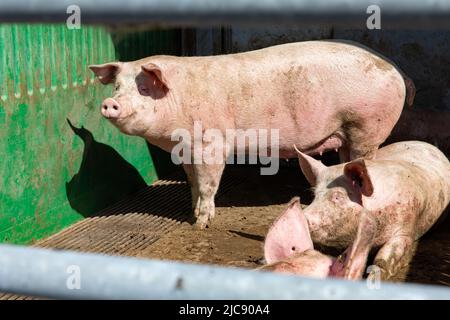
[175,41,406,153]
[375,141,450,237]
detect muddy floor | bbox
[128,162,310,266]
[134,162,450,286]
[1,160,448,300]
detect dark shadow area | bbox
[215,158,330,208]
[146,142,180,179]
[406,205,450,286]
[214,147,339,208]
[228,230,265,242]
[386,108,450,157]
[111,28,182,61]
[65,119,148,217]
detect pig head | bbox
[261,197,377,280]
[88,62,173,140]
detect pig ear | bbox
[343,159,374,197]
[89,62,121,85]
[264,197,314,264]
[294,145,327,186]
[141,63,170,89]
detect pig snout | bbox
[101,98,122,119]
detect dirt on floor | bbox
[131,164,307,268]
[2,160,448,301]
[134,204,281,268]
[132,162,450,286]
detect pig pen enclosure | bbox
[0,1,450,299]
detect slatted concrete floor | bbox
[0,164,449,299]
[0,167,248,300]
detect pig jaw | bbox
[303,196,362,249]
[262,250,335,279]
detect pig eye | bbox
[138,84,150,95]
[330,191,345,203]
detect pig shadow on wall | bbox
[65,119,147,217]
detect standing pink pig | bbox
[89,40,414,228]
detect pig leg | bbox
[349,147,377,161]
[369,235,415,281]
[183,164,200,220]
[346,136,378,160]
[336,209,377,280]
[192,163,225,229]
[343,124,382,160]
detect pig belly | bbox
[237,105,346,158]
[229,129,344,159]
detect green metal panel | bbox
[0,24,175,245]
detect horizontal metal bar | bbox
[1,0,450,28]
[0,244,449,299]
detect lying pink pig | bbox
[262,141,450,280]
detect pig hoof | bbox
[194,216,210,230]
[367,265,389,282]
[194,222,209,230]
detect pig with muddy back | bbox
[263,141,450,280]
[89,40,415,228]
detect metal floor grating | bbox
[0,168,248,300]
[1,165,449,299]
